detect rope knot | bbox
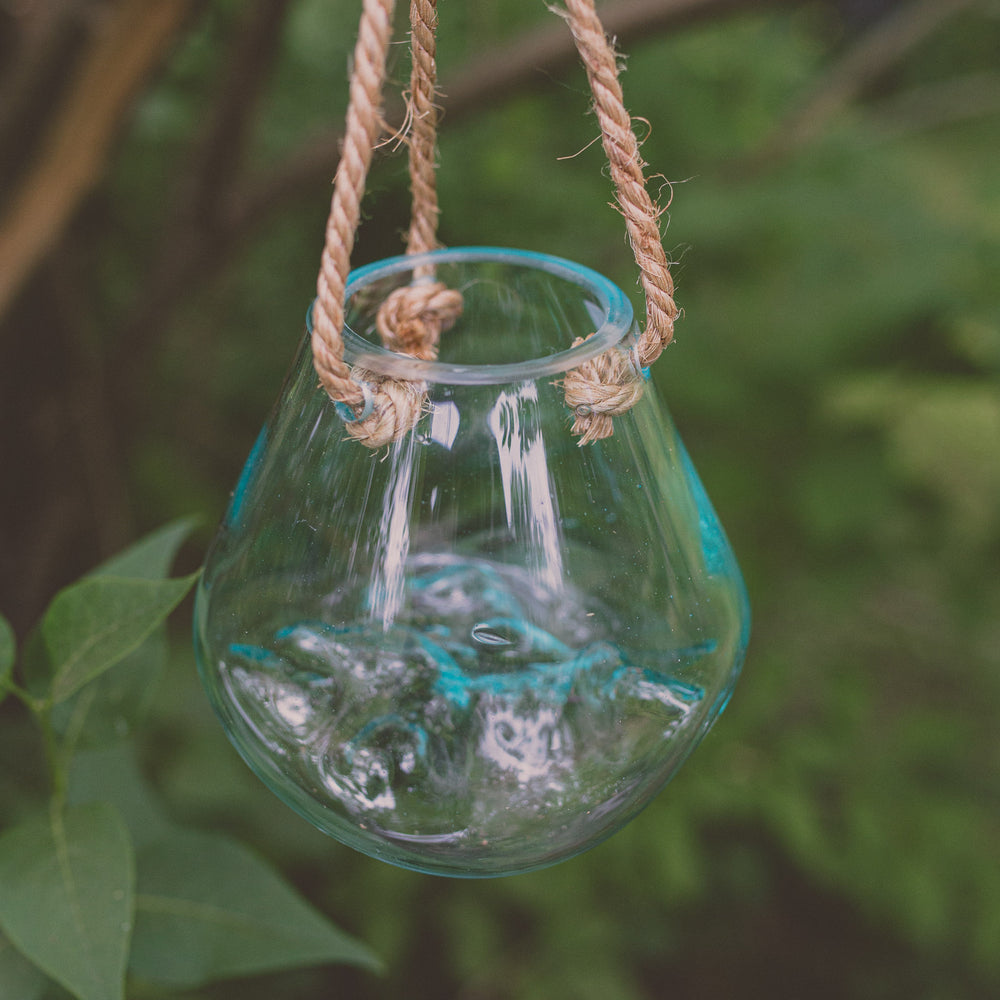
[563,336,645,445]
[375,281,463,360]
[342,368,428,449]
[313,0,677,450]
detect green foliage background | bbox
[2,1,999,997]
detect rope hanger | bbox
[312,0,679,448]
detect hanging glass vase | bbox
[194,247,750,877]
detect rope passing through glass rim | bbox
[311,0,680,448]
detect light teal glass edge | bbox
[307,246,637,386]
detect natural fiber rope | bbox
[373,0,464,368]
[312,0,461,448]
[559,0,679,443]
[406,0,442,259]
[312,0,395,418]
[312,0,676,447]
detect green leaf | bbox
[90,519,199,581]
[129,829,381,989]
[18,624,53,700]
[0,931,47,1000]
[0,803,135,1000]
[67,747,170,851]
[22,521,198,709]
[43,572,199,705]
[54,518,198,745]
[0,614,14,706]
[52,630,167,750]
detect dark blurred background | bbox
[1,1,998,998]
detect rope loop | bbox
[558,0,679,386]
[563,336,645,444]
[342,370,428,449]
[311,0,678,447]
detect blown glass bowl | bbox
[195,247,749,876]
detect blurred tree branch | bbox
[235,0,796,228]
[178,0,295,227]
[442,0,788,120]
[867,71,1000,140]
[118,0,295,368]
[749,0,975,166]
[0,0,85,184]
[116,0,795,355]
[0,0,198,320]
[0,0,982,345]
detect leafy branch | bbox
[0,522,381,1000]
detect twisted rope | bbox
[559,0,679,443]
[373,0,463,370]
[406,0,442,258]
[312,0,461,448]
[312,0,395,419]
[311,0,677,448]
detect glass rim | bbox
[307,246,636,385]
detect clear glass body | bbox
[195,248,750,877]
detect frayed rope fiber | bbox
[311,0,678,448]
